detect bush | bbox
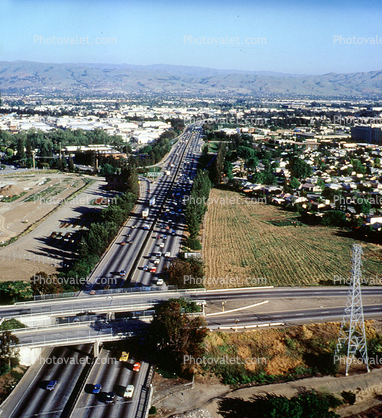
[0,319,26,331]
[185,237,201,250]
[149,406,157,415]
[341,391,356,405]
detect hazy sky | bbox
[1,0,381,74]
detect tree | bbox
[149,299,207,373]
[100,163,115,177]
[0,281,33,303]
[288,157,312,180]
[317,178,326,189]
[17,137,26,163]
[0,331,19,375]
[354,198,371,215]
[164,258,204,288]
[322,211,346,227]
[217,391,341,418]
[290,177,300,190]
[120,165,139,195]
[351,159,366,174]
[30,271,63,295]
[210,143,226,184]
[68,156,75,171]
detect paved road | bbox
[3,344,93,418]
[71,349,150,418]
[2,287,382,319]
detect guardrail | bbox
[9,301,158,319]
[14,285,180,305]
[9,312,156,334]
[12,287,210,308]
[15,326,149,348]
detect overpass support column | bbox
[107,311,115,321]
[94,340,101,358]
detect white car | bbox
[156,278,164,286]
[164,252,171,257]
[159,242,165,248]
[124,385,134,398]
[154,258,160,264]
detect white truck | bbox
[149,197,156,206]
[165,170,171,176]
[142,208,149,218]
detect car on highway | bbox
[119,351,129,362]
[92,384,102,394]
[154,258,160,264]
[156,278,164,286]
[119,270,126,276]
[164,251,171,257]
[150,267,157,273]
[120,241,126,246]
[46,380,57,391]
[124,385,134,398]
[133,362,141,372]
[159,242,165,248]
[154,252,161,257]
[143,265,149,271]
[171,230,176,236]
[105,392,115,403]
[143,224,149,230]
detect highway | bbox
[5,344,93,418]
[2,287,382,320]
[71,349,150,418]
[206,304,382,329]
[84,124,204,293]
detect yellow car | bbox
[119,351,129,362]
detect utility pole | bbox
[335,244,370,376]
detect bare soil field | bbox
[202,188,382,288]
[0,171,87,242]
[0,171,111,281]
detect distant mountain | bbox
[0,61,382,98]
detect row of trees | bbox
[185,169,211,239]
[0,128,127,167]
[137,131,174,166]
[67,190,137,279]
[217,391,341,418]
[63,166,138,279]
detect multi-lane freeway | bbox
[84,123,204,293]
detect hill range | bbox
[1,61,382,98]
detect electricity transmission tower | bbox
[335,244,370,376]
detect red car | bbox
[150,267,157,273]
[133,362,141,372]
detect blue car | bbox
[93,384,102,394]
[46,380,57,391]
